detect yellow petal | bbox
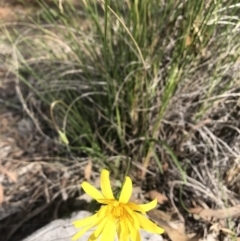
[129,227,141,241]
[81,181,105,201]
[97,205,108,219]
[137,198,157,212]
[101,169,114,199]
[136,213,164,234]
[127,202,145,213]
[118,218,129,241]
[126,208,140,231]
[72,224,95,241]
[126,218,139,241]
[73,213,98,228]
[97,199,113,204]
[124,206,140,231]
[119,176,132,203]
[88,218,108,241]
[100,219,116,241]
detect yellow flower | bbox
[72,169,164,241]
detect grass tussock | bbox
[1,0,240,233]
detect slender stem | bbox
[124,157,131,178]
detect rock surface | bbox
[23,211,163,241]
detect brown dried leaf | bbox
[148,210,198,241]
[0,184,4,204]
[84,160,92,181]
[0,165,17,183]
[185,35,192,47]
[145,190,168,204]
[11,149,24,158]
[162,162,169,172]
[150,217,191,241]
[148,209,171,222]
[0,7,15,22]
[164,225,189,241]
[189,204,240,220]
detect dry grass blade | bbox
[84,160,92,181]
[0,184,4,204]
[189,204,240,219]
[0,165,18,183]
[220,227,235,236]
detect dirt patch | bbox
[0,7,16,21]
[0,109,87,240]
[0,0,79,23]
[0,2,33,22]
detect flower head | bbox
[72,169,164,241]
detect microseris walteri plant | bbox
[72,169,164,241]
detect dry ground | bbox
[1,1,240,241]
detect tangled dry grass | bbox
[0,106,91,240]
[0,1,240,241]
